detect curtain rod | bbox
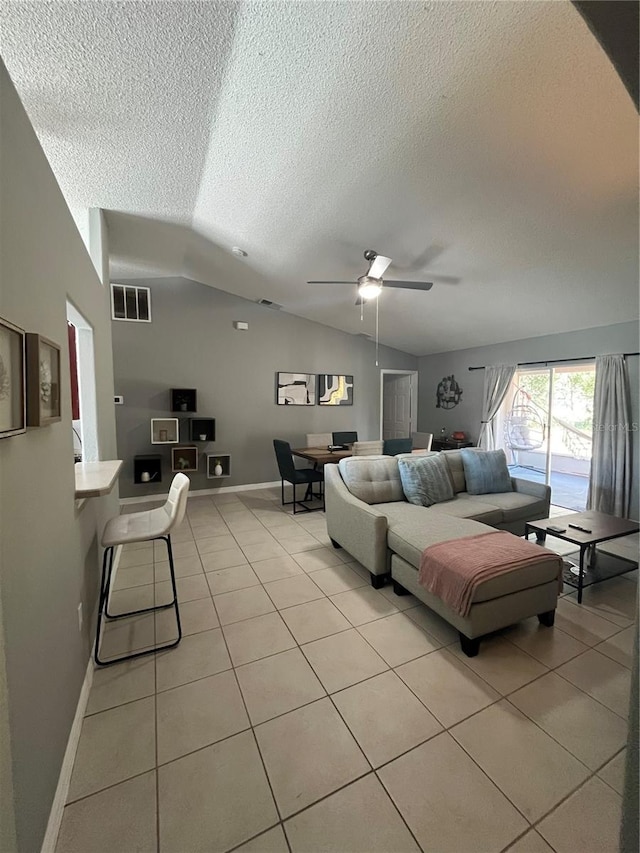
[468,352,640,371]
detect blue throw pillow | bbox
[460,449,513,495]
[398,455,454,507]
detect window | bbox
[110,284,151,322]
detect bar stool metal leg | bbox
[95,534,182,666]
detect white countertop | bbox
[74,460,123,499]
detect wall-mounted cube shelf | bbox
[171,388,197,413]
[134,454,162,484]
[207,454,231,478]
[171,446,198,473]
[151,418,179,444]
[189,418,215,442]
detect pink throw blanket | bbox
[418,530,562,618]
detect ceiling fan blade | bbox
[367,254,392,279]
[383,280,433,291]
[392,244,446,273]
[428,273,460,285]
[307,280,356,285]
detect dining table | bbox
[291,446,352,467]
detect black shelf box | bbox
[134,454,162,484]
[189,418,215,441]
[171,388,197,413]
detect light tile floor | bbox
[57,492,636,853]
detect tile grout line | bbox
[191,497,437,845]
[205,584,292,849]
[92,493,633,852]
[211,498,301,852]
[95,623,626,800]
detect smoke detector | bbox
[231,247,247,257]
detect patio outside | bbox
[501,366,594,513]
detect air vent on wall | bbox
[256,298,282,310]
[111,284,152,322]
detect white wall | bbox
[0,63,118,852]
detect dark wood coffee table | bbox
[525,511,639,603]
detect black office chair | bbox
[273,440,324,513]
[332,431,358,447]
[383,437,413,455]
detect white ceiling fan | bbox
[308,249,434,303]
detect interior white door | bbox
[383,374,412,439]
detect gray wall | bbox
[111,277,417,498]
[0,63,118,852]
[417,321,640,518]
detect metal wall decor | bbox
[436,374,463,409]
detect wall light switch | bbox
[114,395,124,405]
[233,321,249,331]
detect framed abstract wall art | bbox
[318,374,354,406]
[276,372,316,405]
[0,317,26,438]
[26,333,61,426]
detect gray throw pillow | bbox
[460,448,513,495]
[397,455,454,507]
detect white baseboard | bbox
[40,657,94,853]
[120,480,281,506]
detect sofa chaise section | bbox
[324,452,559,655]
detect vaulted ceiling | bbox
[1,1,637,355]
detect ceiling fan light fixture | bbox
[357,276,383,300]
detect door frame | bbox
[379,369,419,440]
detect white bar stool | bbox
[94,473,190,666]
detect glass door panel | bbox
[499,364,594,511]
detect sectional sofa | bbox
[324,450,562,655]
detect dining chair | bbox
[94,472,190,666]
[383,437,413,455]
[352,440,384,456]
[306,432,332,447]
[411,431,433,450]
[332,431,358,446]
[273,439,324,513]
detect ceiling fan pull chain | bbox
[375,297,379,367]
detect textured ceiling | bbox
[1,0,637,355]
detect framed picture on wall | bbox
[276,372,316,405]
[318,374,354,406]
[0,316,26,438]
[26,333,61,426]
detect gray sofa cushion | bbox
[461,449,513,495]
[475,490,548,523]
[385,510,489,568]
[386,514,560,602]
[338,457,404,504]
[397,454,454,507]
[428,493,504,525]
[442,450,466,493]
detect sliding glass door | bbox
[498,363,595,511]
